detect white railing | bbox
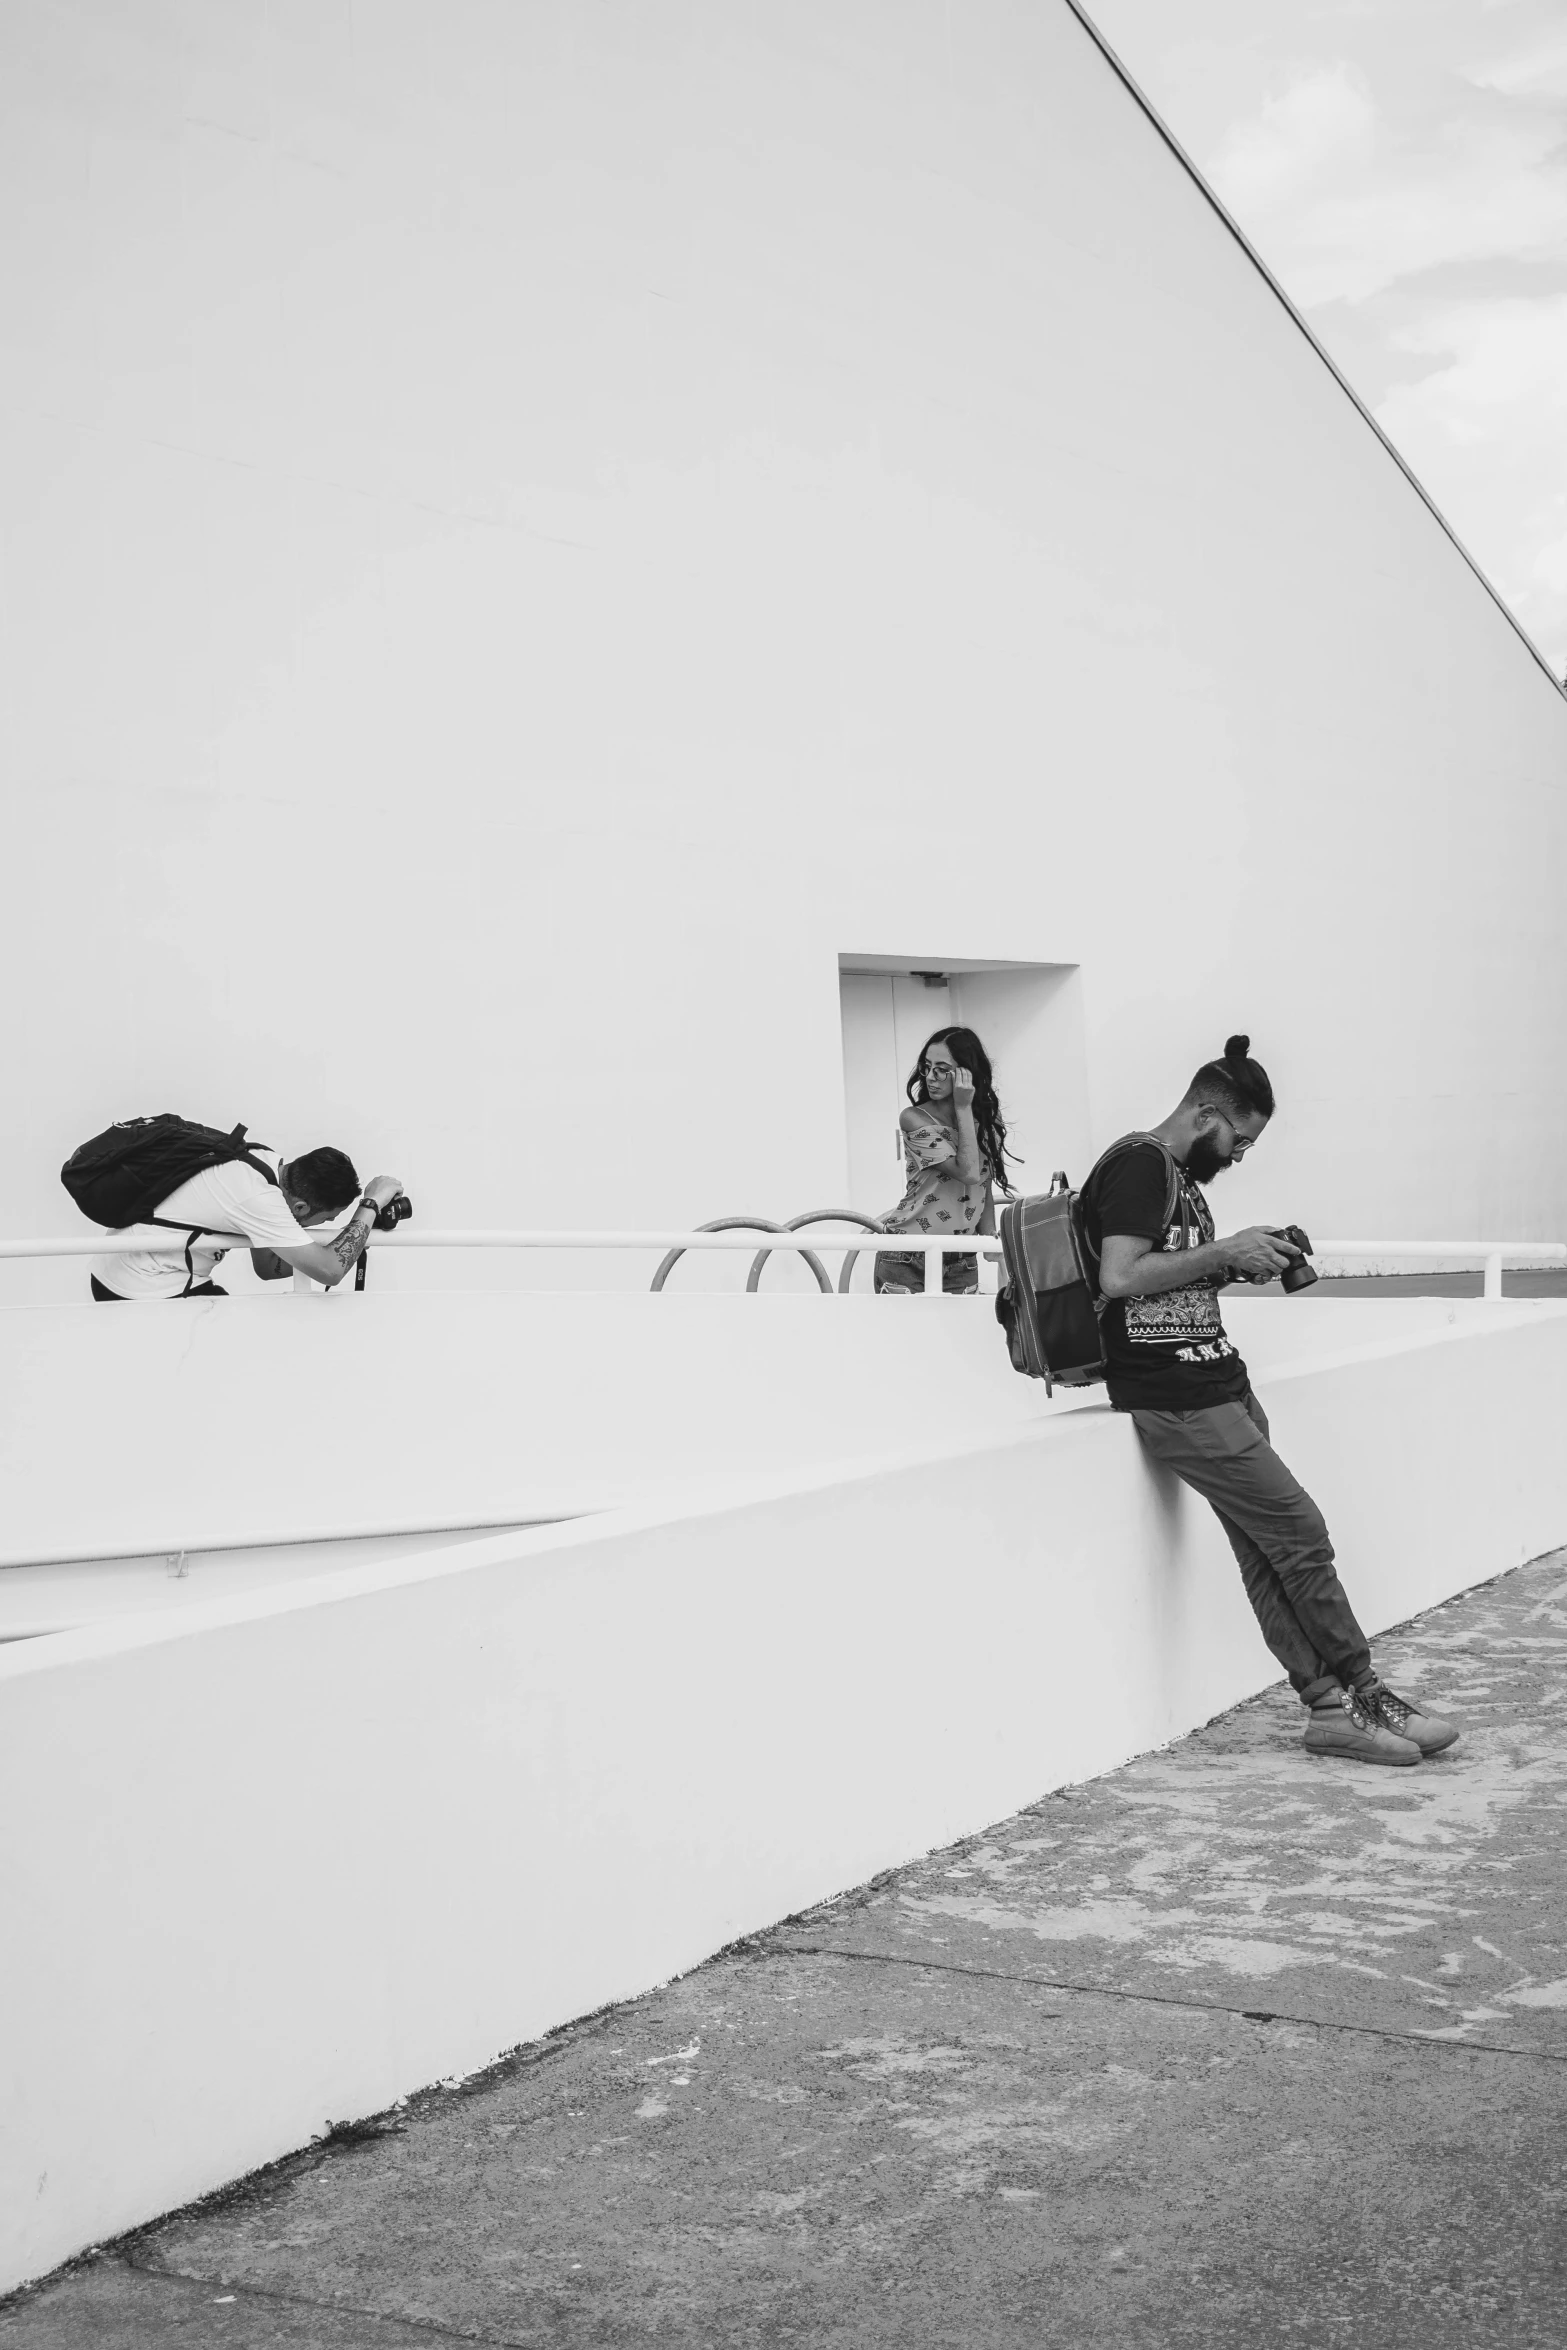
[0,1226,994,1296]
[4,1229,1566,1296]
[1314,1240,1567,1299]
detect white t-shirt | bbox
[92,1150,345,1300]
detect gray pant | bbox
[1131,1390,1372,1703]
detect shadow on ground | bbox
[6,1554,1567,2347]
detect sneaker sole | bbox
[1303,1732,1421,1766]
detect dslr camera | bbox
[373,1192,413,1233]
[1266,1223,1317,1294]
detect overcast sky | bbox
[1088,0,1567,673]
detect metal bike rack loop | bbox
[649,1216,833,1296]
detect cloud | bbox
[1209,62,1567,306]
[1474,28,1567,99]
[1209,64,1377,217]
[1376,296,1567,639]
[1088,0,1567,666]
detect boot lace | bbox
[1341,1685,1380,1734]
[1369,1686,1413,1735]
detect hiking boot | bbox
[1303,1684,1421,1767]
[1362,1683,1460,1756]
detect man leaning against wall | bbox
[1081,1036,1460,1770]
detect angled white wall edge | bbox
[1059,0,1567,701]
[4,1296,1567,2294]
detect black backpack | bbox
[994,1134,1185,1394]
[61,1117,277,1280]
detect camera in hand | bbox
[373,1193,412,1233]
[1270,1223,1317,1293]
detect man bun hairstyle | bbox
[1186,1033,1275,1124]
[287,1145,361,1215]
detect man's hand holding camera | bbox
[326,1175,405,1280]
[273,1173,409,1288]
[1223,1226,1303,1284]
[292,1174,404,1286]
[361,1175,409,1229]
[1101,1221,1314,1300]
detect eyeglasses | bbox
[1212,1111,1257,1157]
[921,1059,956,1077]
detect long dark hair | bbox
[906,1026,1018,1191]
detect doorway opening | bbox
[837,957,1090,1216]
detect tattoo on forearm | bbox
[328,1206,375,1273]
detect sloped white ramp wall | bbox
[4,1300,1567,2292]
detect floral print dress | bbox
[881,1107,996,1241]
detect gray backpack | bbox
[994,1134,1184,1393]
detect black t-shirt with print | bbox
[1081,1141,1249,1413]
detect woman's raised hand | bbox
[952,1066,975,1110]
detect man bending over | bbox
[1081,1035,1458,1769]
[91,1144,404,1301]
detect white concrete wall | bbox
[2,0,1565,1284]
[4,1296,1567,2292]
[0,1284,1063,1569]
[0,1283,1534,1574]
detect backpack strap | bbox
[1079,1132,1185,1271]
[142,1131,278,1296]
[224,1125,278,1186]
[139,1215,253,1295]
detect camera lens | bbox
[1278,1224,1317,1293]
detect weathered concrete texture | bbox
[782,1561,1567,2048]
[6,1555,1567,2348]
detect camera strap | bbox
[353,1193,407,1288]
[353,1197,376,1292]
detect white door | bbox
[839,972,956,1216]
[840,974,899,1215]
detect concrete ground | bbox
[6,1556,1567,2349]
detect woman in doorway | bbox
[873,1026,1015,1295]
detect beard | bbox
[1184,1134,1233,1184]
